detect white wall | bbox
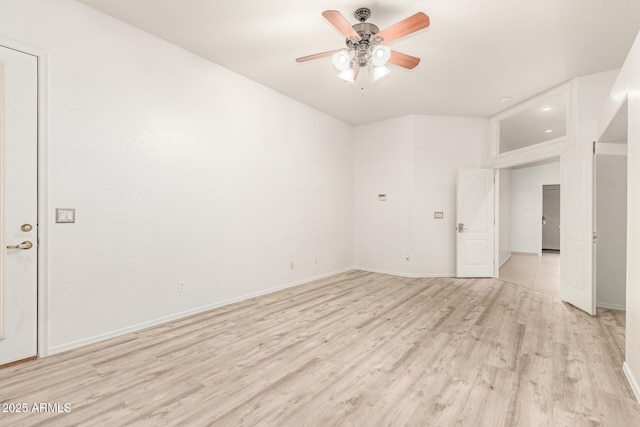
[510,161,560,254]
[353,116,414,275]
[412,116,488,276]
[498,168,512,266]
[0,0,355,353]
[598,29,640,402]
[354,115,488,277]
[596,154,627,310]
[576,70,622,147]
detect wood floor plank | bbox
[455,363,515,426]
[1,271,639,426]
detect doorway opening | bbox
[542,184,560,252]
[497,159,561,297]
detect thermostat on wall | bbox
[56,208,76,223]
[378,194,387,201]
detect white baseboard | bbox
[596,301,626,311]
[499,254,512,268]
[624,362,640,403]
[48,267,354,356]
[353,266,455,279]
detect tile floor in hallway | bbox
[499,251,560,297]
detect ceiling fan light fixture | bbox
[373,65,391,81]
[296,9,430,83]
[331,50,351,71]
[338,68,355,82]
[372,45,391,67]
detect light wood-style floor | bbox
[500,252,561,297]
[1,270,638,426]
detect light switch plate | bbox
[56,208,75,223]
[434,212,444,219]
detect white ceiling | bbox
[77,0,640,125]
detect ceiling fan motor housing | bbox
[347,21,382,67]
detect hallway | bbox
[499,251,560,297]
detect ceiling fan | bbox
[296,8,430,82]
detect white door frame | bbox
[0,37,50,358]
[493,147,596,316]
[493,158,562,277]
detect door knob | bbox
[7,241,33,250]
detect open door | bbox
[0,46,38,366]
[456,169,495,277]
[560,143,595,315]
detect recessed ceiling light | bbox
[545,129,553,133]
[500,96,512,102]
[542,107,552,111]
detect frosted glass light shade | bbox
[372,45,391,67]
[373,65,390,81]
[338,69,355,82]
[331,50,351,71]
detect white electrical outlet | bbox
[314,257,318,265]
[290,261,295,270]
[177,281,186,293]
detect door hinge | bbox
[593,141,596,155]
[592,232,598,244]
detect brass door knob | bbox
[7,241,33,250]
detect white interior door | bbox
[456,169,495,277]
[560,143,595,315]
[0,46,38,366]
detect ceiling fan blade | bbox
[376,12,430,44]
[322,10,362,41]
[296,49,343,63]
[388,51,421,69]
